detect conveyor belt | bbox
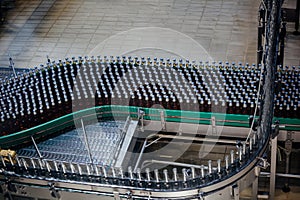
[0,113,269,199]
[17,121,126,165]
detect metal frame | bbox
[269,136,278,199]
[0,157,266,199]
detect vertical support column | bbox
[269,136,277,200]
[252,167,260,200]
[252,177,258,200]
[231,183,239,200]
[160,110,166,130]
[283,131,293,192]
[234,186,240,200]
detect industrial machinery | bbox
[0,56,299,199]
[0,0,299,199]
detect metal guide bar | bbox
[0,128,263,191]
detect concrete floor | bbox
[283,0,300,66]
[240,186,300,200]
[0,0,262,68]
[1,0,299,69]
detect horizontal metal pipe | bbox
[141,159,217,170]
[260,172,300,179]
[156,134,240,145]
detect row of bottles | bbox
[0,56,299,135]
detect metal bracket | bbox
[231,183,239,200]
[283,131,293,193]
[198,191,204,200]
[138,108,145,132]
[271,121,280,139]
[160,111,166,130]
[211,116,217,135]
[48,182,60,199]
[257,157,270,169]
[255,166,261,177]
[285,132,293,156]
[126,191,133,199]
[113,191,121,200]
[8,55,16,78]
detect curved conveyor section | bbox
[0,106,298,199]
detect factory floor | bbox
[283,0,300,66]
[240,186,300,200]
[0,0,299,69]
[273,187,300,200]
